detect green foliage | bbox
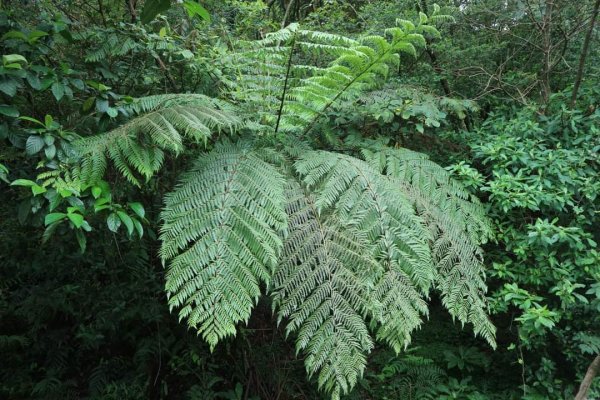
[4,1,599,399]
[75,94,241,185]
[159,137,492,398]
[160,141,287,349]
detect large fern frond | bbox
[294,151,432,352]
[223,21,431,134]
[362,146,496,346]
[75,94,241,185]
[159,141,287,349]
[271,180,374,400]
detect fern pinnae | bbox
[160,141,287,349]
[272,180,374,400]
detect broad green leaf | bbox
[51,82,65,101]
[25,135,45,155]
[0,105,19,117]
[10,179,36,187]
[44,144,56,159]
[43,135,55,146]
[95,98,109,113]
[133,218,143,238]
[2,54,27,65]
[45,212,67,225]
[128,202,145,218]
[183,0,210,21]
[27,30,48,43]
[117,211,134,235]
[32,184,46,195]
[2,31,28,41]
[67,213,84,228]
[25,72,42,90]
[0,79,19,97]
[91,186,102,199]
[107,212,121,232]
[18,116,45,127]
[106,107,118,118]
[82,96,96,112]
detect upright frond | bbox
[160,141,287,349]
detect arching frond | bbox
[362,146,496,346]
[294,151,433,352]
[271,181,374,400]
[74,94,242,185]
[159,141,287,349]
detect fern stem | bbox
[275,32,297,134]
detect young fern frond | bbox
[159,141,287,349]
[224,20,432,135]
[74,94,241,185]
[271,180,374,400]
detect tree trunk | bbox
[570,0,600,108]
[575,355,600,400]
[281,0,296,28]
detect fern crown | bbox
[73,11,495,400]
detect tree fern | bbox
[50,10,496,400]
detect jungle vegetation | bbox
[0,0,598,399]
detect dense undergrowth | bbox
[0,1,598,399]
